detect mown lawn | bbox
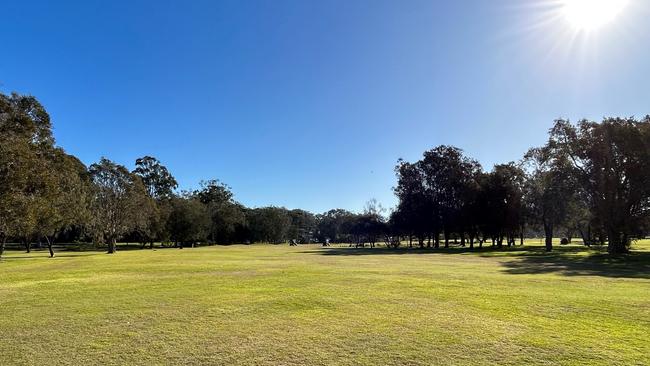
[1,240,649,365]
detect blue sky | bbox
[2,0,649,213]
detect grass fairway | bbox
[1,241,649,365]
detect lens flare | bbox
[562,0,629,30]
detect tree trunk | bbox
[434,233,440,249]
[0,234,6,258]
[444,231,449,248]
[469,234,474,249]
[24,238,31,253]
[607,229,628,254]
[520,231,524,246]
[544,223,553,252]
[579,225,592,246]
[45,236,55,258]
[460,233,466,247]
[107,238,116,254]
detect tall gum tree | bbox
[89,158,148,254]
[547,118,650,254]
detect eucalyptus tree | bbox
[194,180,245,244]
[287,209,317,243]
[134,156,178,200]
[461,172,484,249]
[0,92,54,147]
[419,146,482,248]
[89,158,149,254]
[479,163,526,247]
[133,156,178,247]
[0,137,34,258]
[247,206,290,243]
[167,196,210,248]
[546,118,650,253]
[394,159,431,247]
[0,92,57,255]
[34,150,91,257]
[316,209,356,243]
[524,148,578,251]
[352,199,388,248]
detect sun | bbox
[562,0,629,30]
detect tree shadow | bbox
[499,250,650,279]
[304,245,650,279]
[0,252,103,260]
[303,245,541,256]
[0,243,178,261]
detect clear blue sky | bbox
[2,0,649,213]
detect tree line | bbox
[391,119,650,254]
[0,92,386,256]
[1,91,649,257]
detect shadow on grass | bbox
[305,245,650,279]
[303,245,540,256]
[0,253,103,260]
[0,243,182,261]
[499,250,650,279]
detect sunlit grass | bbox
[1,240,648,365]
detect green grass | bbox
[1,240,649,365]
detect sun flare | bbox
[562,0,629,30]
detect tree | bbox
[167,196,210,248]
[419,146,482,248]
[89,158,148,253]
[350,200,388,248]
[393,160,431,247]
[194,180,245,244]
[287,209,317,243]
[247,207,290,243]
[0,137,35,258]
[524,147,579,251]
[546,118,650,253]
[133,156,178,247]
[134,156,178,200]
[316,209,356,243]
[0,92,54,147]
[0,92,59,256]
[478,163,526,248]
[33,149,92,257]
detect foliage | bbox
[194,180,245,244]
[134,155,178,200]
[166,196,210,246]
[2,91,650,256]
[544,118,650,253]
[88,158,150,253]
[246,207,291,243]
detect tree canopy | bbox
[1,90,649,257]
